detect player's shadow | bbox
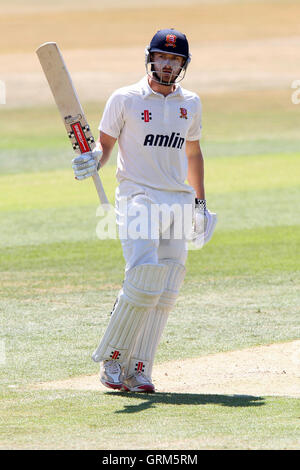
[108,392,265,414]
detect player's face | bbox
[152,52,185,84]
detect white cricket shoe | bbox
[122,371,155,393]
[100,360,123,390]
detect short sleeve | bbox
[98,92,125,139]
[186,96,202,141]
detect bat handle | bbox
[92,172,110,207]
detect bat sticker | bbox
[64,114,83,124]
[71,121,91,153]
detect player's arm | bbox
[96,131,117,167]
[186,140,205,199]
[186,139,217,247]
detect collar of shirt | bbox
[139,75,184,100]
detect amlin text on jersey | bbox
[143,132,185,149]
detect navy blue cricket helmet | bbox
[145,28,191,84]
[149,28,190,59]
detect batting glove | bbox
[72,150,102,180]
[191,199,217,248]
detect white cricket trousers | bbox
[115,180,195,271]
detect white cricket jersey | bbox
[99,76,202,193]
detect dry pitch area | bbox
[33,341,300,398]
[1,0,299,105]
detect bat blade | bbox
[36,42,109,206]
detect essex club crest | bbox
[165,34,177,48]
[179,107,188,119]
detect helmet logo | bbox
[165,34,177,48]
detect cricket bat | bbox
[36,42,109,206]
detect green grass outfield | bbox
[0,98,300,449]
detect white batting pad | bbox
[158,259,186,309]
[125,307,169,378]
[92,263,168,363]
[125,260,186,378]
